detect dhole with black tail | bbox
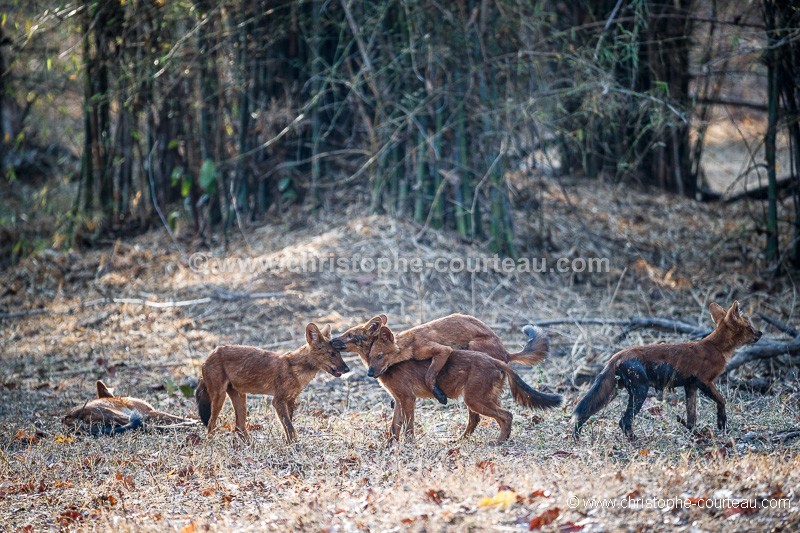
[332,315,559,442]
[195,323,349,442]
[333,313,549,405]
[64,380,194,436]
[572,301,762,439]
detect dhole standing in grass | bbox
[332,314,559,442]
[195,323,349,442]
[572,301,762,439]
[64,380,194,435]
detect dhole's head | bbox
[306,323,350,377]
[709,301,762,346]
[330,314,387,353]
[63,381,115,426]
[365,325,401,378]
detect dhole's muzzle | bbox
[328,362,350,378]
[367,364,388,378]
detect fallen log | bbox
[0,289,290,320]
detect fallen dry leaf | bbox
[528,489,550,502]
[53,434,73,444]
[426,489,446,505]
[13,429,40,444]
[551,450,576,458]
[529,507,560,530]
[476,460,498,473]
[478,490,518,510]
[57,509,84,526]
[115,472,136,491]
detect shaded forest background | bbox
[0,0,798,265]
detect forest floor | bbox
[1,176,799,531]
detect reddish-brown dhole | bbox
[573,301,762,439]
[64,380,193,435]
[195,323,349,442]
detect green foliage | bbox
[9,0,791,266]
[199,160,216,193]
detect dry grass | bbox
[1,178,799,531]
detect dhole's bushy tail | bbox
[572,363,620,437]
[93,411,143,436]
[195,379,211,426]
[508,325,548,366]
[497,361,562,409]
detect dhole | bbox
[194,323,349,442]
[332,313,548,404]
[332,315,559,442]
[63,380,194,435]
[572,301,762,439]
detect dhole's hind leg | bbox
[678,384,698,430]
[617,361,648,440]
[464,395,512,443]
[226,389,250,442]
[459,410,481,440]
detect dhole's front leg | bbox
[206,387,228,436]
[422,344,453,405]
[389,393,416,443]
[272,398,297,442]
[699,382,727,430]
[227,389,251,442]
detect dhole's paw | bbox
[676,416,694,430]
[432,384,448,405]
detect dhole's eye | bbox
[377,353,383,360]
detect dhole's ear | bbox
[379,314,388,325]
[306,323,323,344]
[378,326,394,343]
[96,380,114,398]
[320,324,332,338]
[366,316,385,336]
[728,300,741,318]
[709,303,726,325]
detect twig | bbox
[147,144,187,262]
[758,312,799,337]
[738,428,800,444]
[531,316,711,338]
[725,337,800,373]
[0,290,290,321]
[593,0,624,61]
[699,175,796,203]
